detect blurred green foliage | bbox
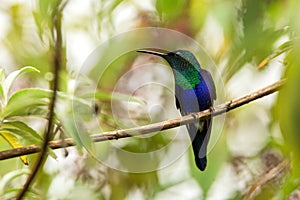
[0,0,299,199]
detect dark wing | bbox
[175,82,210,171]
[175,84,183,111]
[175,95,181,110]
[201,69,217,101]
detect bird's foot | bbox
[209,106,215,113]
[190,113,199,119]
[226,100,233,108]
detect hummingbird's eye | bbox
[175,51,182,56]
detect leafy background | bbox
[0,0,299,199]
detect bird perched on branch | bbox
[137,49,216,171]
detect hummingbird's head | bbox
[137,49,203,89]
[137,49,201,71]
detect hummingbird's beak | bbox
[137,49,168,57]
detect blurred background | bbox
[0,0,299,199]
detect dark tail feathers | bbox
[188,119,212,171]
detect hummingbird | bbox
[137,49,216,171]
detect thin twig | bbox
[243,159,290,200]
[16,3,64,199]
[0,79,286,161]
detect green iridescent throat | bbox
[173,67,201,89]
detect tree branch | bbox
[0,79,286,161]
[16,3,65,199]
[243,159,290,200]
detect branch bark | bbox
[243,159,290,200]
[0,79,286,161]
[16,3,65,199]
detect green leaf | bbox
[156,0,186,21]
[0,69,7,109]
[0,121,43,145]
[258,41,293,68]
[0,168,30,195]
[0,120,58,162]
[0,131,29,165]
[82,91,145,105]
[3,66,39,99]
[1,88,50,119]
[2,87,92,119]
[0,88,4,112]
[223,0,286,82]
[0,85,4,103]
[0,69,5,102]
[56,99,94,154]
[0,69,5,82]
[1,87,95,155]
[189,0,209,31]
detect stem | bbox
[15,4,64,199]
